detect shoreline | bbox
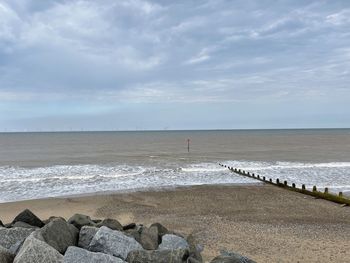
[0,184,349,262]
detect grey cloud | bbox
[0,0,349,129]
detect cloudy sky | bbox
[0,0,349,131]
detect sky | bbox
[0,0,349,131]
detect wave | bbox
[0,160,349,202]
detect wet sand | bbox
[0,184,349,262]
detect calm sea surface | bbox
[0,129,349,202]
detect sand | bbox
[0,184,349,262]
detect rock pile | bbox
[0,209,256,263]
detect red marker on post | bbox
[187,139,190,153]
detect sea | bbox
[0,129,349,203]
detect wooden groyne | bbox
[219,163,350,206]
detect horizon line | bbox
[0,127,349,134]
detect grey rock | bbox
[96,218,123,231]
[122,223,136,230]
[43,216,66,225]
[158,234,189,250]
[124,224,143,242]
[0,227,35,249]
[150,223,169,237]
[67,214,95,230]
[0,245,15,263]
[78,226,99,249]
[13,234,63,263]
[187,234,203,262]
[126,249,189,263]
[64,246,125,263]
[12,221,39,229]
[88,226,143,260]
[40,218,78,254]
[210,251,256,263]
[187,256,202,263]
[8,241,24,255]
[12,209,44,228]
[139,226,159,250]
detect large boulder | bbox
[139,226,159,250]
[0,245,15,263]
[158,234,189,250]
[12,209,44,228]
[96,218,123,231]
[64,246,125,263]
[210,251,256,263]
[40,218,79,254]
[78,226,99,249]
[126,249,189,263]
[67,214,95,230]
[13,234,63,263]
[88,226,143,260]
[0,227,35,249]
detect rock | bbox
[12,209,44,228]
[210,251,256,263]
[40,218,78,254]
[67,214,95,230]
[139,226,159,250]
[158,234,189,250]
[126,249,189,263]
[78,226,99,249]
[150,223,169,237]
[13,234,63,263]
[0,227,35,249]
[64,246,125,263]
[187,256,202,263]
[12,221,39,229]
[96,218,123,231]
[43,216,66,225]
[187,234,203,262]
[124,225,143,243]
[122,223,136,231]
[88,226,143,260]
[0,245,15,263]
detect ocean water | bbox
[0,129,349,202]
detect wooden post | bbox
[339,192,343,197]
[292,183,296,188]
[187,139,190,153]
[324,187,328,194]
[302,184,306,190]
[313,186,317,192]
[263,176,265,181]
[276,178,280,184]
[284,180,288,186]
